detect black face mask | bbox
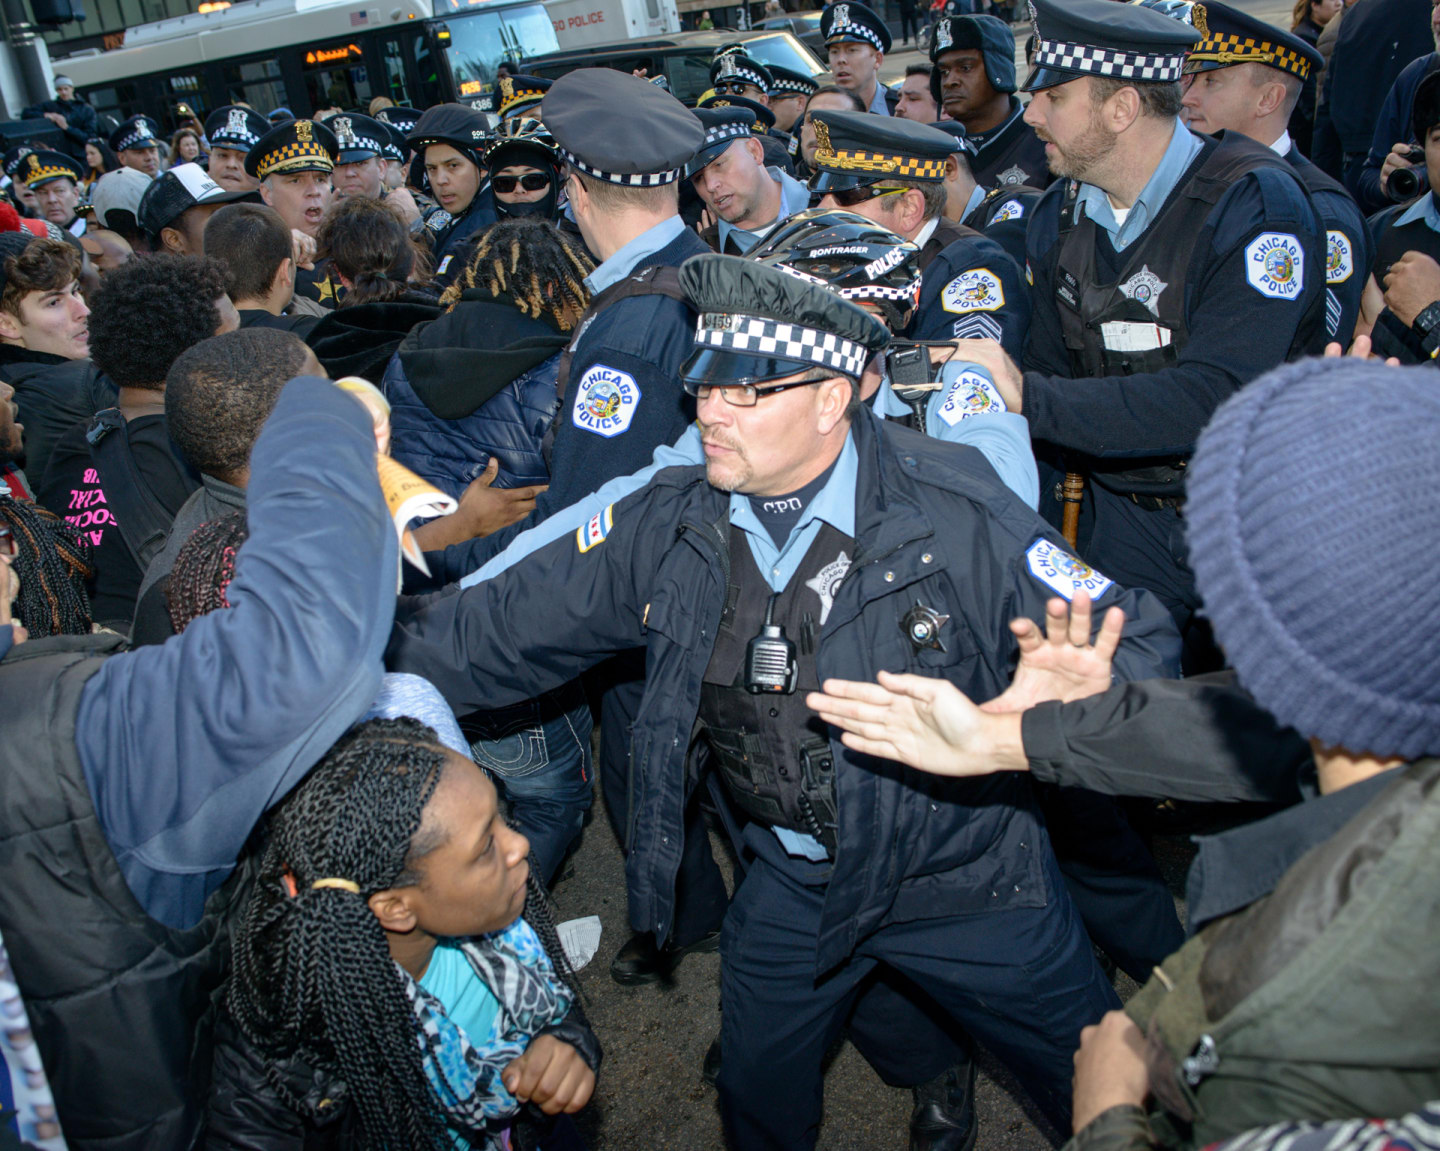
[492,171,559,222]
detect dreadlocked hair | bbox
[227,717,452,1150]
[438,218,593,330]
[165,511,248,633]
[0,495,92,637]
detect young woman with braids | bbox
[207,716,599,1150]
[380,217,597,886]
[0,492,93,638]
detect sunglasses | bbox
[713,81,757,95]
[491,172,550,193]
[807,184,908,209]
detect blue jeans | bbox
[461,681,594,884]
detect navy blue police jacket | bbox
[908,223,1031,357]
[387,409,1180,973]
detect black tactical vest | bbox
[0,634,243,1151]
[698,520,855,852]
[1053,133,1324,497]
[1372,200,1440,285]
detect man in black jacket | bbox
[21,75,98,164]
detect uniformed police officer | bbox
[930,14,1051,188]
[954,0,1328,983]
[387,253,1182,1151]
[695,91,797,174]
[245,118,343,307]
[689,107,810,253]
[109,115,162,178]
[1179,0,1369,344]
[710,49,774,107]
[768,64,820,138]
[496,73,552,124]
[19,151,87,237]
[327,112,391,200]
[820,0,895,116]
[203,104,269,193]
[405,102,498,286]
[931,120,1041,272]
[809,110,1030,354]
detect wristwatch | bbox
[1411,299,1440,358]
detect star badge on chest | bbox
[901,601,949,653]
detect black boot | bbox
[910,1056,978,1151]
[701,1035,722,1087]
[609,930,721,986]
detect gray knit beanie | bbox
[1186,357,1440,759]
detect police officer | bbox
[109,116,162,178]
[820,0,895,116]
[688,107,810,253]
[496,73,552,124]
[809,110,1030,355]
[710,49,774,107]
[405,102,498,286]
[328,112,391,200]
[932,120,1040,272]
[768,64,820,138]
[246,117,344,307]
[695,91,797,174]
[387,253,1181,1151]
[1180,0,1369,345]
[204,104,269,193]
[19,151,87,237]
[930,14,1050,188]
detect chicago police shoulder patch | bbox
[1025,539,1114,601]
[942,268,1005,314]
[572,365,641,438]
[992,198,1025,223]
[1244,232,1304,301]
[576,503,614,552]
[1325,229,1353,285]
[936,369,1006,426]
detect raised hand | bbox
[983,592,1123,714]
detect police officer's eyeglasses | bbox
[713,81,756,95]
[491,173,551,193]
[807,184,908,209]
[683,379,819,406]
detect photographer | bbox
[1359,72,1440,361]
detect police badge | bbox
[1119,265,1167,316]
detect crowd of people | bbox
[0,0,1438,1147]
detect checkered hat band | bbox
[1190,34,1309,77]
[260,142,335,176]
[696,314,870,377]
[115,131,156,151]
[500,92,545,116]
[842,282,918,303]
[1033,36,1186,81]
[213,130,259,148]
[704,122,752,148]
[827,20,884,50]
[24,163,77,186]
[561,148,680,187]
[822,149,947,180]
[771,78,816,95]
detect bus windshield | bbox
[439,3,559,108]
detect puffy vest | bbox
[0,634,240,1150]
[698,520,854,852]
[1052,133,1325,497]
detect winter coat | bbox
[304,289,443,385]
[0,347,114,486]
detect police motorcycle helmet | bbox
[748,208,923,332]
[484,118,562,222]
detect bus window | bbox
[408,29,445,109]
[381,38,412,106]
[300,40,375,112]
[164,73,207,131]
[222,58,288,117]
[439,5,557,109]
[86,82,141,129]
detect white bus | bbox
[56,0,562,131]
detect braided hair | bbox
[227,717,452,1150]
[438,218,593,330]
[165,511,248,634]
[0,495,92,637]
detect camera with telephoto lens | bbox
[1388,145,1429,203]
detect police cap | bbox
[697,91,777,130]
[497,74,552,120]
[687,107,757,179]
[379,121,410,164]
[19,150,84,190]
[244,119,339,179]
[808,109,955,193]
[109,115,162,154]
[542,69,703,187]
[768,64,820,98]
[406,103,491,168]
[328,112,389,163]
[711,50,774,93]
[137,161,249,239]
[376,105,423,134]
[820,1,892,54]
[927,119,978,158]
[678,252,890,385]
[2,146,35,179]
[1183,0,1322,82]
[1022,0,1199,93]
[928,14,1016,93]
[205,105,270,154]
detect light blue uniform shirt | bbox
[1076,121,1203,252]
[867,81,892,116]
[584,214,687,293]
[1395,191,1440,232]
[716,166,813,254]
[960,183,987,222]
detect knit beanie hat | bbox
[1186,357,1440,759]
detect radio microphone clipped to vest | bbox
[745,594,799,694]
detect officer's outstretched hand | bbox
[983,591,1124,714]
[807,672,1028,777]
[949,338,1023,411]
